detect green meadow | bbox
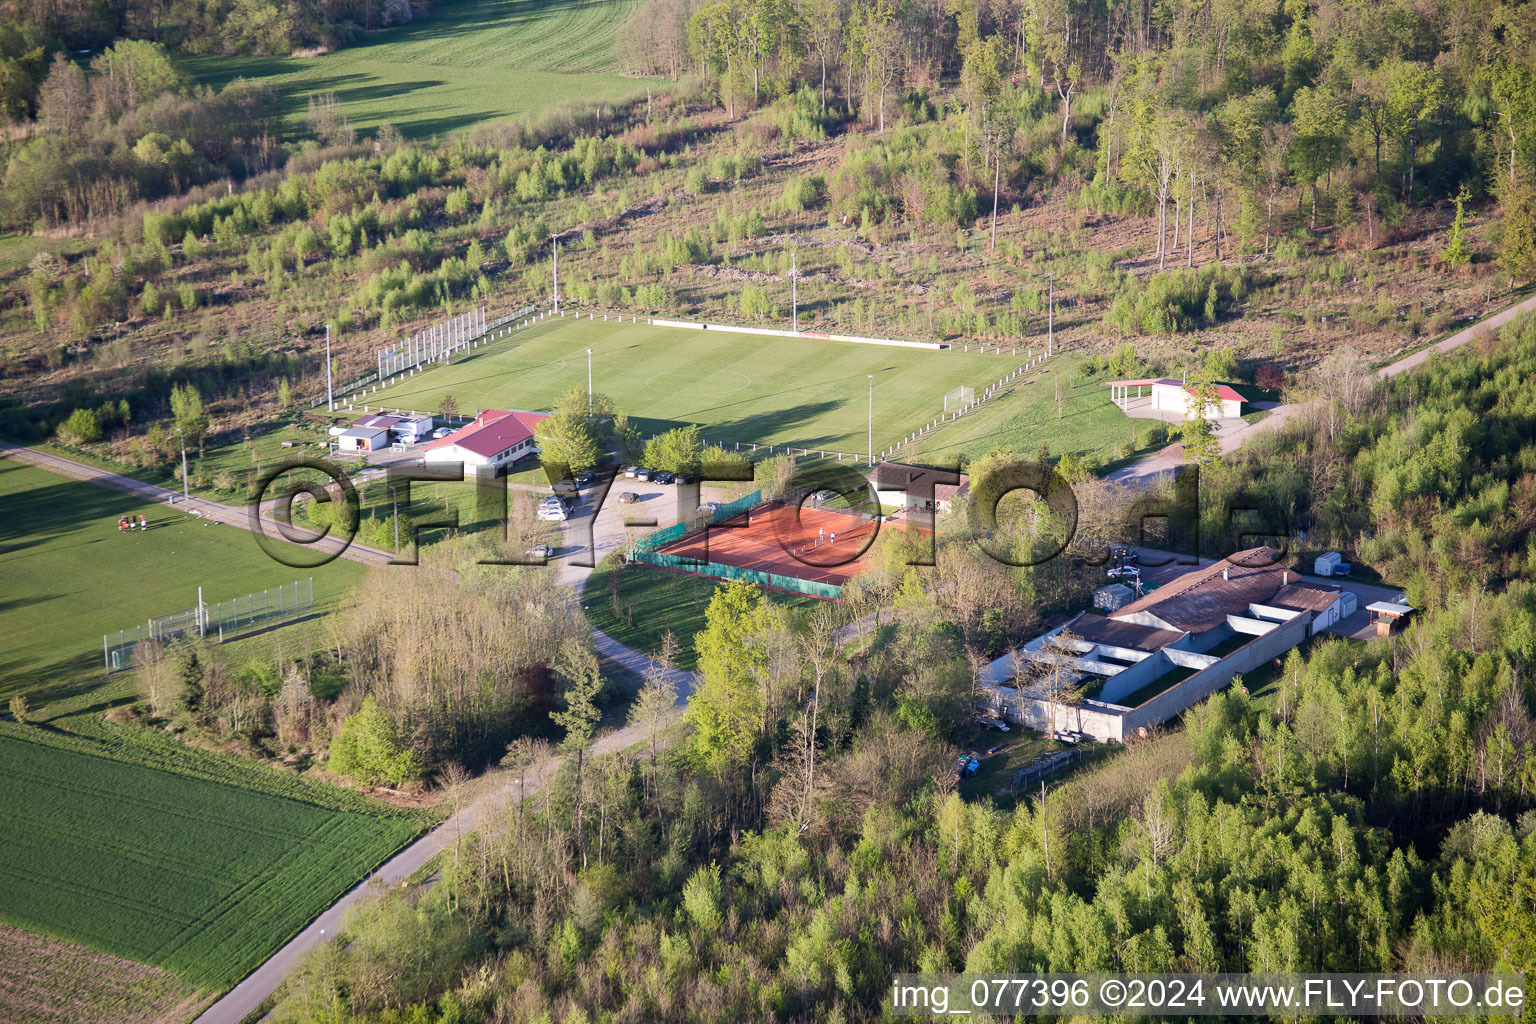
[0,460,365,717]
[182,0,653,138]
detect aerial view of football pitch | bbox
[366,316,1091,456]
[0,461,365,717]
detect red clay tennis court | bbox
[656,500,901,587]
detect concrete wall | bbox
[647,318,943,350]
[1095,651,1172,705]
[1120,608,1313,738]
[979,684,1130,743]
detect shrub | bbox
[57,407,101,446]
[328,696,422,787]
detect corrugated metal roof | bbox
[1110,547,1288,633]
[1071,613,1186,652]
[1269,583,1343,613]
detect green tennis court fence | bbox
[631,521,685,555]
[709,489,762,525]
[631,550,842,599]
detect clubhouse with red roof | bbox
[420,409,549,475]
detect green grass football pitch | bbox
[0,460,365,716]
[0,728,419,990]
[181,0,652,138]
[360,316,1078,457]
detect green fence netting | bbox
[709,489,762,525]
[631,520,686,555]
[632,550,842,599]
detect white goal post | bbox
[944,385,975,412]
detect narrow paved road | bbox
[0,439,394,567]
[1105,289,1536,485]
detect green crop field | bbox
[0,460,366,716]
[182,0,652,138]
[360,316,1101,458]
[0,728,419,990]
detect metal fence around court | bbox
[103,578,315,671]
[630,549,843,599]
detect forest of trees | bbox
[617,0,1536,282]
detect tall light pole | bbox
[867,374,874,465]
[586,348,593,411]
[177,427,188,502]
[791,251,798,333]
[551,234,560,313]
[388,484,400,552]
[325,323,334,411]
[1046,274,1054,356]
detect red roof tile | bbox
[421,409,548,459]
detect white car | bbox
[432,427,453,439]
[537,506,569,522]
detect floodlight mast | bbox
[552,234,560,314]
[867,375,874,465]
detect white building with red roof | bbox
[1103,378,1247,420]
[420,409,548,476]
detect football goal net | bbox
[944,385,975,412]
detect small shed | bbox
[1093,583,1134,612]
[337,426,388,452]
[1366,601,1414,636]
[1314,551,1343,576]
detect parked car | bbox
[618,492,640,504]
[432,426,454,439]
[575,470,594,485]
[540,494,570,509]
[550,479,579,498]
[654,470,675,485]
[673,472,695,485]
[696,501,722,514]
[624,465,641,478]
[635,467,652,481]
[537,505,569,522]
[525,544,554,559]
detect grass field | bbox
[182,0,652,138]
[586,557,816,670]
[363,316,1084,458]
[0,728,419,990]
[901,355,1154,465]
[0,459,366,716]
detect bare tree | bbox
[1260,122,1295,258]
[1020,627,1086,737]
[628,631,681,788]
[1314,345,1373,438]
